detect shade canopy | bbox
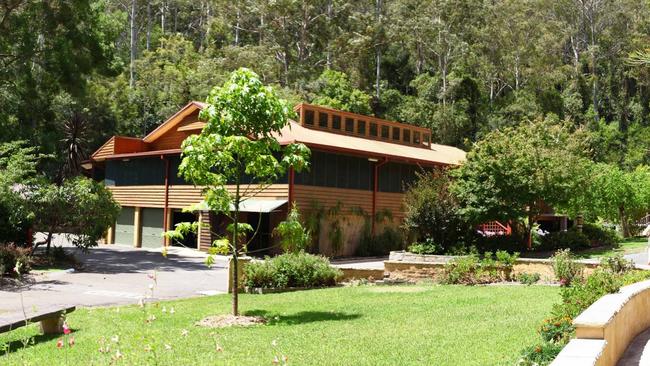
[234,199,287,213]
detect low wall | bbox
[385,251,599,282]
[551,279,650,366]
[338,268,385,281]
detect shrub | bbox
[516,341,565,366]
[551,249,583,286]
[539,315,574,343]
[403,171,474,253]
[539,230,590,252]
[407,237,439,255]
[273,205,311,253]
[356,226,404,257]
[553,269,622,319]
[442,251,518,284]
[600,254,635,274]
[517,272,541,285]
[443,254,483,285]
[243,252,342,289]
[473,228,528,253]
[0,245,31,275]
[582,223,621,247]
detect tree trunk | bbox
[234,8,240,46]
[619,205,630,238]
[129,0,137,88]
[45,231,53,255]
[232,174,242,316]
[375,0,382,99]
[146,2,151,51]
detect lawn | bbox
[575,236,648,259]
[0,284,559,366]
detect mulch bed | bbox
[195,314,266,328]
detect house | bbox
[87,102,466,256]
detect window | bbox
[423,133,430,145]
[332,114,341,130]
[319,112,328,128]
[304,109,315,125]
[345,117,354,133]
[392,127,400,141]
[357,120,366,135]
[414,131,421,144]
[403,129,411,143]
[369,122,378,137]
[381,125,389,139]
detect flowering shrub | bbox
[551,249,583,286]
[243,252,342,289]
[539,315,574,343]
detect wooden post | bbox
[165,209,173,247]
[133,207,142,248]
[197,211,204,249]
[106,223,115,244]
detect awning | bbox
[235,199,287,213]
[191,199,288,213]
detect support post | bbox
[106,223,115,244]
[372,158,388,236]
[133,207,142,247]
[162,155,170,246]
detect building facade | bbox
[88,102,466,256]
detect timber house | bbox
[87,102,466,256]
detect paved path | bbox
[0,244,229,315]
[617,328,650,366]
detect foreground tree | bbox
[171,68,310,316]
[452,118,592,248]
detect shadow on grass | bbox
[244,310,361,325]
[0,332,61,355]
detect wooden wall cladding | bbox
[92,137,116,159]
[292,185,405,219]
[149,111,200,151]
[108,184,289,209]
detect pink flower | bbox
[56,339,63,349]
[63,322,71,335]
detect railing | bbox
[636,214,650,227]
[477,221,512,236]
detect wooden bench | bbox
[0,305,76,334]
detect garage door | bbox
[115,207,134,246]
[141,208,164,248]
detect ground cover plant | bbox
[0,284,558,366]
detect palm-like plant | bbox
[59,111,89,180]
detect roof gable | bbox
[142,101,206,143]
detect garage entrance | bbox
[115,207,134,246]
[141,208,164,248]
[170,210,198,249]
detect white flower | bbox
[111,335,120,343]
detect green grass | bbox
[575,237,648,259]
[0,284,559,366]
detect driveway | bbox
[0,244,229,315]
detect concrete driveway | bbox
[0,244,229,315]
